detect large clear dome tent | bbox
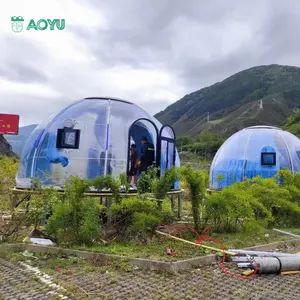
[210,125,300,190]
[16,97,180,190]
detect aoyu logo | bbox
[11,16,65,32]
[11,16,24,33]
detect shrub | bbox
[0,156,27,242]
[45,177,103,245]
[110,197,174,241]
[179,164,208,232]
[151,167,179,200]
[129,212,161,238]
[91,174,121,202]
[137,167,158,194]
[119,172,129,192]
[276,170,300,206]
[247,176,300,227]
[205,182,273,232]
[0,155,19,211]
[205,173,300,232]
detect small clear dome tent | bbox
[16,97,180,190]
[209,125,300,190]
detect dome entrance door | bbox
[127,118,159,180]
[157,125,176,178]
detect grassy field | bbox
[71,227,294,261]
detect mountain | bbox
[155,64,300,137]
[0,135,17,157]
[5,124,37,155]
[284,109,300,137]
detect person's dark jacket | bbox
[140,142,155,171]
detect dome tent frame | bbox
[15,96,180,191]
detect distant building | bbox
[210,126,300,190]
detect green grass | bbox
[1,227,298,278]
[72,227,294,261]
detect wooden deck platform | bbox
[10,187,184,218]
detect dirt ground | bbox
[1,254,300,300]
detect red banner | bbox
[0,114,20,135]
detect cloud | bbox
[0,0,300,127]
[0,62,47,83]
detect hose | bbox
[161,224,258,279]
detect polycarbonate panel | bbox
[210,126,300,190]
[167,142,175,169]
[160,140,168,173]
[16,98,180,188]
[161,126,175,139]
[277,130,300,173]
[127,118,158,168]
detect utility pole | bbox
[207,112,210,123]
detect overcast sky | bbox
[0,0,300,126]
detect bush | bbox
[130,212,161,238]
[205,182,273,232]
[247,176,300,227]
[137,167,158,194]
[179,164,208,232]
[151,167,179,200]
[277,170,300,206]
[91,175,121,202]
[45,177,103,245]
[0,155,19,211]
[119,172,129,192]
[205,172,300,232]
[110,197,174,241]
[28,184,60,228]
[0,156,27,242]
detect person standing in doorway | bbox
[128,144,138,186]
[138,136,155,173]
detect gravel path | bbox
[0,258,54,300]
[1,257,300,300]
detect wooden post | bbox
[170,195,175,213]
[177,191,182,219]
[10,192,17,212]
[106,196,113,223]
[25,194,31,213]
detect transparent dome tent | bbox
[16,97,180,190]
[210,126,300,190]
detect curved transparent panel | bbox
[127,118,158,175]
[161,126,175,139]
[16,98,180,189]
[210,126,300,190]
[158,125,176,176]
[167,142,175,169]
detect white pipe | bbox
[30,148,38,178]
[237,263,254,268]
[232,257,253,262]
[273,228,300,239]
[103,99,111,176]
[228,249,298,257]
